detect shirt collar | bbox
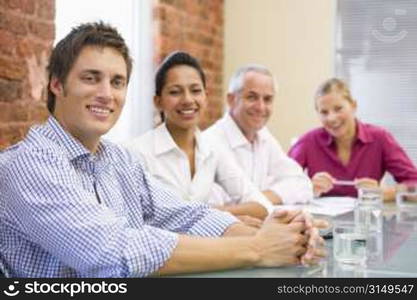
[320,128,333,147]
[222,113,266,149]
[356,120,374,143]
[42,116,112,163]
[152,123,173,155]
[194,129,211,159]
[320,119,374,147]
[153,123,211,159]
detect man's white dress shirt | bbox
[124,123,273,212]
[203,113,313,204]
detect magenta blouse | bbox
[288,121,417,197]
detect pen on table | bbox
[322,231,333,240]
[333,180,356,186]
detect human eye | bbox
[191,87,203,94]
[112,77,126,89]
[264,96,273,104]
[81,73,97,84]
[319,109,328,116]
[246,93,257,101]
[168,89,181,96]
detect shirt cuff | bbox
[126,227,178,277]
[186,209,239,237]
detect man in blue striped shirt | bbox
[0,22,325,278]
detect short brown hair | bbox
[47,21,133,113]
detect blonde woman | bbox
[289,78,417,201]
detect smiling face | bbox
[228,71,274,142]
[155,65,206,132]
[315,92,357,140]
[50,46,127,152]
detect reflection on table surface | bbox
[177,204,417,278]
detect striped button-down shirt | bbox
[0,117,238,278]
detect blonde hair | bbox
[315,78,355,104]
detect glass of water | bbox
[333,221,367,266]
[396,184,417,210]
[333,261,366,277]
[355,187,383,233]
[396,184,417,222]
[365,228,384,266]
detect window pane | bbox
[336,0,417,169]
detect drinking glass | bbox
[355,187,383,233]
[396,184,417,222]
[333,221,367,266]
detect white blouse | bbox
[203,113,313,204]
[123,123,273,212]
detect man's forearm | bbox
[263,190,283,205]
[157,213,315,276]
[382,185,396,202]
[222,222,258,236]
[157,234,259,276]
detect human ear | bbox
[49,77,64,98]
[154,95,163,110]
[227,93,237,108]
[351,99,358,112]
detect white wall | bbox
[55,0,154,143]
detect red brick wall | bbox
[0,0,224,148]
[0,0,54,149]
[153,0,224,129]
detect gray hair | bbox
[227,64,278,94]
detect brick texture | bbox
[154,0,224,129]
[0,0,224,148]
[0,0,54,150]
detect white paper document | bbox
[274,196,356,217]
